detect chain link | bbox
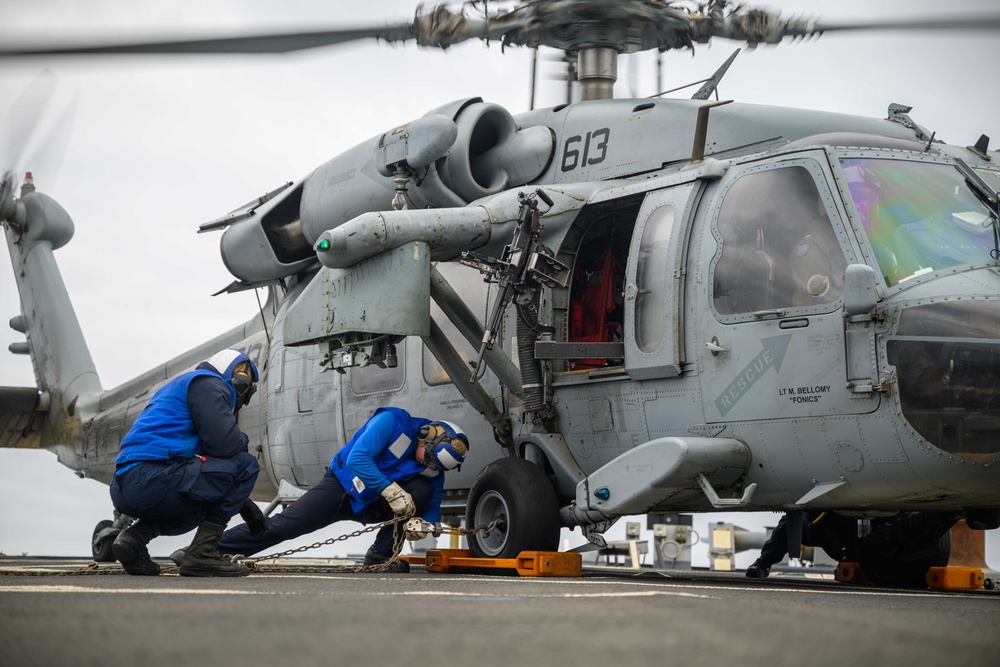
[242,512,413,574]
[0,562,129,576]
[0,514,508,576]
[452,516,505,537]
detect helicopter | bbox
[3,0,1000,587]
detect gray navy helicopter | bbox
[3,0,1000,587]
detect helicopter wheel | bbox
[91,519,117,562]
[465,457,561,559]
[857,524,951,588]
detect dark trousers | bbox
[758,511,849,566]
[216,468,433,557]
[110,452,259,535]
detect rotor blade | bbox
[812,15,1000,34]
[2,69,57,170]
[2,71,77,194]
[0,23,416,56]
[27,91,78,193]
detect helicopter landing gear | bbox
[465,457,560,558]
[855,512,955,588]
[91,512,132,562]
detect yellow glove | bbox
[380,482,414,516]
[405,517,433,541]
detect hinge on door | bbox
[845,309,887,325]
[846,377,890,396]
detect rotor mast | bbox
[577,47,618,101]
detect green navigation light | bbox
[317,238,331,252]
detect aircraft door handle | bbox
[706,336,728,355]
[624,282,638,301]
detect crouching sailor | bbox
[110,348,265,577]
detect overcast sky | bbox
[1,0,999,562]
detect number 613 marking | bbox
[561,128,610,172]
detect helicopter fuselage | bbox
[7,97,1000,544]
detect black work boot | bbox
[179,521,249,577]
[113,520,161,576]
[168,547,187,567]
[745,559,771,579]
[362,545,409,573]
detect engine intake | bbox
[437,102,555,203]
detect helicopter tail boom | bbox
[2,177,103,450]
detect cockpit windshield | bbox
[840,158,999,287]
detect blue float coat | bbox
[329,407,445,523]
[116,365,248,474]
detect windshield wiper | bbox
[955,158,1000,259]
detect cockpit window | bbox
[841,158,998,287]
[889,301,1000,462]
[713,165,847,315]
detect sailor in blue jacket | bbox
[210,406,469,572]
[110,348,264,577]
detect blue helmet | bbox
[419,420,469,471]
[203,348,259,406]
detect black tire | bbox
[92,519,116,562]
[465,457,561,558]
[858,528,951,588]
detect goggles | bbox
[418,422,468,472]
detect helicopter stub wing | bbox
[0,387,44,449]
[282,242,432,349]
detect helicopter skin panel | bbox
[284,242,432,347]
[514,98,922,187]
[0,386,42,448]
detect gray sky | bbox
[2,0,1000,561]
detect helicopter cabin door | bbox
[700,157,880,423]
[622,182,702,380]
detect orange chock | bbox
[834,561,869,584]
[926,566,984,590]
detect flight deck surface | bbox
[2,557,998,667]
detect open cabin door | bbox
[623,182,702,380]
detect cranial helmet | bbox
[203,348,259,407]
[418,420,469,471]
